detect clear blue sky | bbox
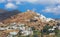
[0,0,60,19]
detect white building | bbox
[46,18,55,22]
[48,28,55,31]
[7,31,19,37]
[58,26,60,30]
[10,31,18,35]
[53,26,57,29]
[0,27,6,30]
[39,14,47,22]
[21,30,33,36]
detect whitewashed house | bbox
[21,30,33,36]
[39,14,47,22]
[58,26,60,30]
[48,28,55,31]
[0,27,6,30]
[46,18,55,22]
[10,31,18,35]
[53,26,57,29]
[7,31,19,37]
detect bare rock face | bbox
[1,10,38,23]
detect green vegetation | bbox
[31,26,35,31]
[33,30,41,37]
[41,24,52,35]
[56,30,60,37]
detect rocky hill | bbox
[0,9,57,30]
